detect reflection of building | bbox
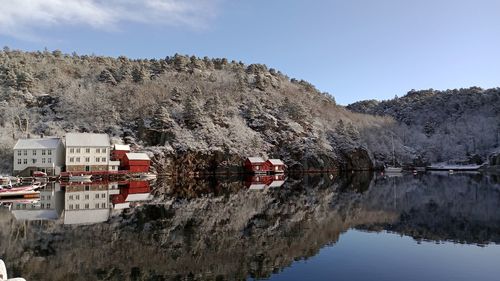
[111,181,152,209]
[10,183,64,220]
[245,174,286,190]
[13,137,65,176]
[62,181,115,225]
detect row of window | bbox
[68,148,107,154]
[17,149,53,156]
[40,203,52,209]
[17,158,52,165]
[68,193,107,200]
[68,203,107,210]
[68,157,106,163]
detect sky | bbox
[1,0,499,105]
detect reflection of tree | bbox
[0,173,499,280]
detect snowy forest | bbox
[348,88,500,164]
[0,48,498,173]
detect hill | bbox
[0,48,395,174]
[348,88,500,164]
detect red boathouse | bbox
[123,153,151,173]
[244,157,270,174]
[266,159,286,173]
[111,144,131,162]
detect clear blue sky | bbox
[1,0,499,105]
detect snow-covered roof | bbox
[113,144,130,151]
[268,180,285,188]
[11,209,60,221]
[66,133,110,147]
[126,153,150,161]
[249,184,267,190]
[64,209,110,225]
[267,159,285,165]
[247,157,265,163]
[14,137,61,150]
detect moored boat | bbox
[69,174,93,181]
[0,182,41,199]
[426,164,482,171]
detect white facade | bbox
[63,183,112,225]
[65,133,111,172]
[13,137,65,176]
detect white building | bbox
[65,133,117,173]
[13,137,65,176]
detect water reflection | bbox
[0,172,499,281]
[5,180,154,225]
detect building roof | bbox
[13,137,61,150]
[267,159,285,165]
[64,209,110,225]
[125,153,150,161]
[113,144,130,151]
[66,133,110,147]
[246,157,266,164]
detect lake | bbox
[1,172,500,281]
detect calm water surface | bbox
[0,172,499,281]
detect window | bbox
[75,195,80,200]
[41,203,45,209]
[17,150,21,156]
[70,148,74,153]
[75,204,80,210]
[96,148,100,153]
[42,150,46,155]
[95,203,99,209]
[101,193,106,198]
[32,159,37,164]
[85,185,90,191]
[85,157,90,162]
[23,150,27,155]
[69,157,74,163]
[48,150,52,155]
[69,204,74,210]
[76,157,80,163]
[48,158,52,163]
[101,157,106,162]
[46,203,51,209]
[95,194,99,199]
[42,158,46,164]
[101,203,106,208]
[41,195,45,200]
[76,148,81,153]
[85,194,89,200]
[32,150,37,156]
[86,148,90,153]
[23,159,27,164]
[69,195,74,200]
[85,203,89,209]
[17,159,21,165]
[96,157,100,163]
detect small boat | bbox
[140,173,157,180]
[385,166,403,173]
[0,183,41,199]
[426,164,482,171]
[69,174,92,181]
[33,171,47,178]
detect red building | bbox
[123,153,151,173]
[111,144,130,163]
[111,181,152,209]
[266,159,286,173]
[244,157,270,174]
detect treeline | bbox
[0,48,395,173]
[348,88,500,164]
